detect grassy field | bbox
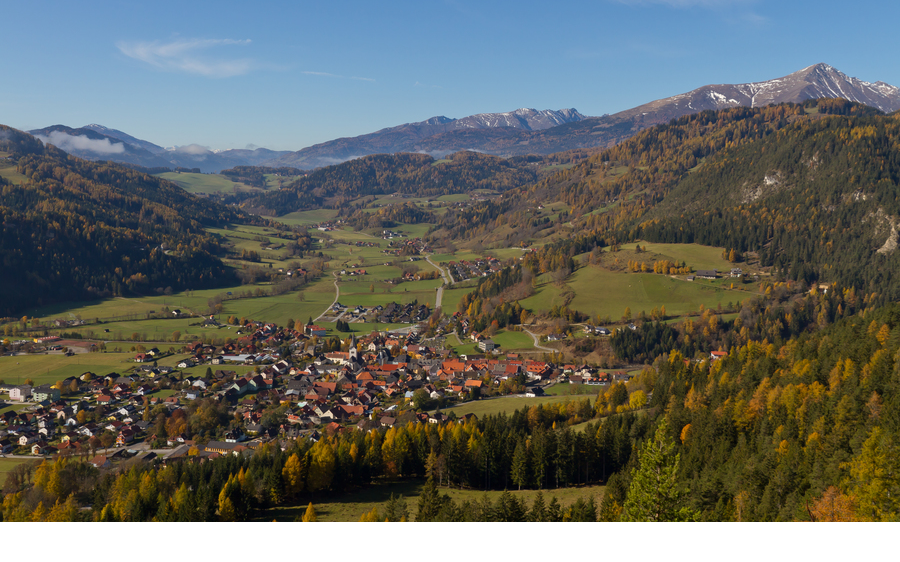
[490,329,536,351]
[615,241,739,272]
[0,458,38,486]
[20,270,339,340]
[0,352,138,387]
[444,394,594,418]
[522,266,750,320]
[156,172,257,193]
[0,157,28,185]
[269,209,340,226]
[260,478,605,521]
[543,383,603,397]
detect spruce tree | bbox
[416,477,444,522]
[621,417,697,522]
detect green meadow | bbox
[444,394,595,418]
[522,266,751,320]
[0,156,28,185]
[156,172,257,193]
[0,352,138,387]
[615,241,740,272]
[269,209,340,226]
[260,479,605,522]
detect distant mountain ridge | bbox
[268,64,900,169]
[28,125,291,173]
[266,108,587,169]
[27,64,900,173]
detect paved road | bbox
[425,254,453,310]
[314,271,342,322]
[521,326,555,352]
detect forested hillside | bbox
[639,300,900,521]
[438,100,900,305]
[433,99,876,243]
[242,151,542,216]
[633,110,900,298]
[0,126,256,315]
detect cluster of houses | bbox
[383,237,429,256]
[324,302,431,325]
[0,322,584,460]
[0,374,164,456]
[446,257,503,282]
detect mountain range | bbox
[28,124,292,174]
[25,63,900,173]
[266,63,900,168]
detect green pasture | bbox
[490,330,536,351]
[435,194,470,203]
[444,394,596,418]
[541,163,575,173]
[23,274,338,339]
[0,159,28,185]
[263,173,303,190]
[268,209,339,226]
[543,384,603,397]
[336,277,442,310]
[260,479,605,522]
[614,241,738,272]
[438,286,475,315]
[444,332,478,355]
[156,172,256,193]
[521,267,749,320]
[0,352,137,387]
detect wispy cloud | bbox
[117,38,256,77]
[303,71,375,82]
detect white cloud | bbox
[117,38,255,78]
[36,131,125,155]
[170,144,212,155]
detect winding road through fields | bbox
[426,254,453,310]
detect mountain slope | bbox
[243,150,542,216]
[0,125,253,315]
[269,64,900,169]
[29,125,291,173]
[266,108,586,169]
[445,99,900,303]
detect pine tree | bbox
[621,418,697,522]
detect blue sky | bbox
[4,0,898,151]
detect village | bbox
[0,316,637,467]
